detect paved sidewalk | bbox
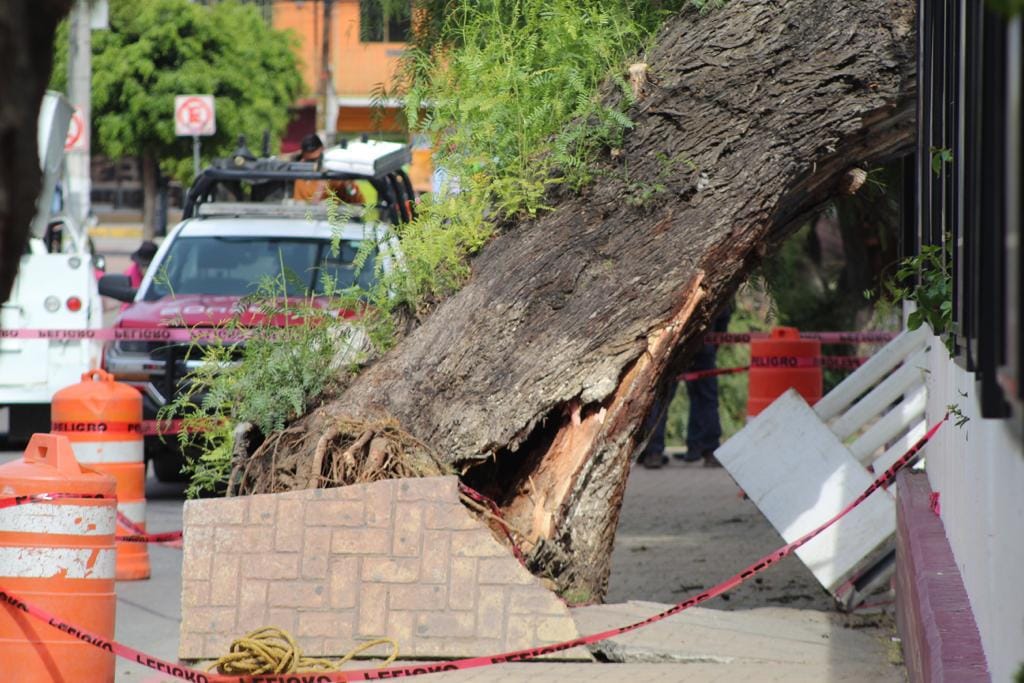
[106,459,904,682]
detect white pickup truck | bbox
[0,92,104,441]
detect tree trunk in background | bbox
[141,151,158,240]
[250,0,918,601]
[0,0,73,306]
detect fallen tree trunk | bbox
[0,1,72,307]
[245,0,917,601]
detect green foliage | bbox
[398,0,686,218]
[884,240,954,351]
[930,146,953,176]
[986,0,1024,15]
[162,266,370,497]
[50,0,303,184]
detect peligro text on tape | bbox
[1,414,946,683]
[678,356,868,382]
[115,508,183,544]
[52,420,142,434]
[705,330,897,345]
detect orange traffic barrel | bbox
[747,326,823,416]
[51,369,149,580]
[0,433,117,682]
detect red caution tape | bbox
[678,356,868,381]
[705,331,897,345]
[51,420,143,434]
[0,492,108,511]
[0,326,898,347]
[678,365,750,381]
[0,327,245,342]
[0,414,946,682]
[115,509,183,545]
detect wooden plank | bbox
[871,420,927,477]
[848,384,927,464]
[814,327,929,421]
[716,390,896,594]
[829,348,928,440]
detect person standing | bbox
[292,134,364,204]
[640,306,732,469]
[125,240,157,288]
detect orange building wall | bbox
[271,2,320,95]
[332,0,405,97]
[272,0,405,98]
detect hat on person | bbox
[300,133,324,156]
[131,241,158,265]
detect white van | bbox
[0,92,103,441]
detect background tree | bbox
[50,0,303,237]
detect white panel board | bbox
[716,390,895,593]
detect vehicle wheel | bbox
[148,443,189,483]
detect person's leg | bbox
[685,344,722,463]
[640,380,676,468]
[685,307,732,465]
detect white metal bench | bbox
[715,326,931,609]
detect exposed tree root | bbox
[228,418,452,496]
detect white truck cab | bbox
[0,92,104,440]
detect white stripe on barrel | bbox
[0,503,114,536]
[0,547,116,579]
[69,440,144,464]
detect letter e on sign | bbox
[174,95,216,137]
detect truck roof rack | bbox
[182,137,418,224]
[195,201,365,221]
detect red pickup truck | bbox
[99,140,414,481]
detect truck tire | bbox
[148,441,189,483]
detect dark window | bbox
[359,1,411,43]
[916,0,1018,418]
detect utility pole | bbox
[66,0,92,229]
[318,0,334,142]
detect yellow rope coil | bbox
[209,626,398,676]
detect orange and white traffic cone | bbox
[0,433,117,682]
[52,369,150,581]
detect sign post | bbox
[174,95,216,176]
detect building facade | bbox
[268,0,431,190]
[902,2,1023,680]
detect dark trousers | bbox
[644,307,732,456]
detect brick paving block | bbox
[180,477,585,661]
[358,583,389,636]
[420,530,450,583]
[329,557,359,608]
[332,526,391,555]
[392,503,424,557]
[424,502,480,530]
[273,498,305,552]
[181,527,214,581]
[302,527,332,579]
[247,493,276,525]
[209,555,242,607]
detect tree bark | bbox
[250,0,917,600]
[141,151,158,240]
[0,0,73,306]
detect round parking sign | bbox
[174,95,216,137]
[64,110,85,151]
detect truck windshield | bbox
[141,236,375,302]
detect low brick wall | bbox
[895,470,988,682]
[179,476,586,661]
